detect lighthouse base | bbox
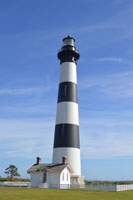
[70,175,85,188]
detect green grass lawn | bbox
[0,187,133,200]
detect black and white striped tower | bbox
[52,36,81,176]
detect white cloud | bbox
[96,57,127,63]
[0,119,54,139]
[0,104,56,115]
[81,130,133,159]
[0,119,55,159]
[71,21,114,35]
[80,111,133,159]
[79,71,133,99]
[0,86,55,95]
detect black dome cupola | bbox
[57,36,80,64]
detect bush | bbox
[0,177,30,182]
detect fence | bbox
[83,184,133,192]
[0,181,30,188]
[1,181,133,191]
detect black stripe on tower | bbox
[54,124,80,148]
[58,82,78,103]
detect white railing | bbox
[116,184,133,192]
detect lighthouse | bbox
[27,36,84,189]
[52,36,84,186]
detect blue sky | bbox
[0,0,133,180]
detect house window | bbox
[67,173,69,181]
[62,173,64,181]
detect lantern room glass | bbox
[63,38,75,46]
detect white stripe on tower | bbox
[60,62,77,84]
[52,36,81,176]
[56,102,79,125]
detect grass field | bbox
[0,187,133,200]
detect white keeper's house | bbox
[27,157,73,189]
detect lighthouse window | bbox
[62,85,67,97]
[60,125,64,137]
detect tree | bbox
[4,165,20,180]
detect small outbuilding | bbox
[27,157,73,189]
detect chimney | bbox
[62,156,67,164]
[36,157,41,165]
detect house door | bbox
[43,172,47,183]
